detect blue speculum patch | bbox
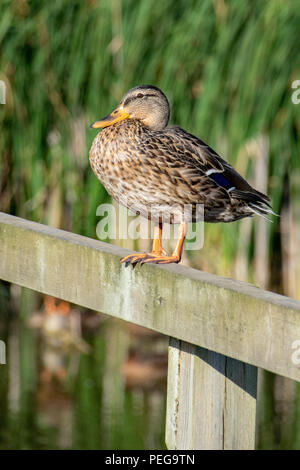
[210,172,232,189]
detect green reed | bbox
[0,0,300,449]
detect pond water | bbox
[0,283,167,450]
[1,282,299,450]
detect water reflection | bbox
[0,284,167,449]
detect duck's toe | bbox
[120,251,179,266]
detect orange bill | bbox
[90,106,130,129]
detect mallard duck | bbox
[89,85,274,265]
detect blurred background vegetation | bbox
[0,0,300,449]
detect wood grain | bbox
[1,212,300,381]
[166,338,257,449]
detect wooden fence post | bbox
[166,337,258,450]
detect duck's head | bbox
[90,85,170,131]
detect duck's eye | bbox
[137,93,144,99]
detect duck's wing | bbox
[163,126,271,207]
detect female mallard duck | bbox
[89,85,274,265]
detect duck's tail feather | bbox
[248,203,278,222]
[230,189,279,222]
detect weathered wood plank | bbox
[1,212,300,381]
[166,338,257,449]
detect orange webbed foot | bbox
[120,250,181,266]
[120,222,186,267]
[120,253,150,267]
[140,254,181,265]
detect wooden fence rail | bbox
[1,212,300,449]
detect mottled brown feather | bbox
[89,86,272,224]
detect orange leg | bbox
[151,223,165,255]
[120,223,187,266]
[120,223,165,265]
